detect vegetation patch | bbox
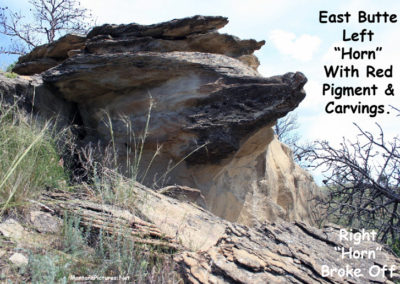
[0,101,68,215]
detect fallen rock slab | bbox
[30,211,62,233]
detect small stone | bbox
[0,219,24,240]
[9,253,28,267]
[30,211,62,233]
[0,249,6,258]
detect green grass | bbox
[2,63,18,79]
[0,101,68,215]
[4,72,18,79]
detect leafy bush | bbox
[4,72,17,79]
[29,254,60,284]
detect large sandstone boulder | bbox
[11,15,321,226]
[13,16,264,75]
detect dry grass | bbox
[0,100,68,216]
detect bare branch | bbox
[390,105,400,117]
[0,0,94,54]
[305,124,400,242]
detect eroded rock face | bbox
[12,15,320,226]
[203,132,321,225]
[87,15,229,39]
[13,34,86,75]
[126,182,400,283]
[13,16,264,75]
[176,220,400,283]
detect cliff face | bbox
[12,15,320,226]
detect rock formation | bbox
[2,15,399,283]
[133,181,399,284]
[0,73,75,127]
[10,15,320,226]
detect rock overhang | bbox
[9,15,317,226]
[42,50,307,164]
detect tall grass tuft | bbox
[0,100,68,215]
[78,96,159,207]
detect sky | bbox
[1,0,399,181]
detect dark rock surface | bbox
[87,15,229,39]
[85,30,264,61]
[13,16,264,76]
[42,51,305,164]
[0,73,76,129]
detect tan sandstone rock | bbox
[11,15,321,227]
[13,34,86,75]
[30,211,62,233]
[0,219,24,240]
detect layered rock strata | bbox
[1,182,398,283]
[13,16,264,75]
[13,34,86,75]
[39,182,400,284]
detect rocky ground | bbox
[0,181,399,283]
